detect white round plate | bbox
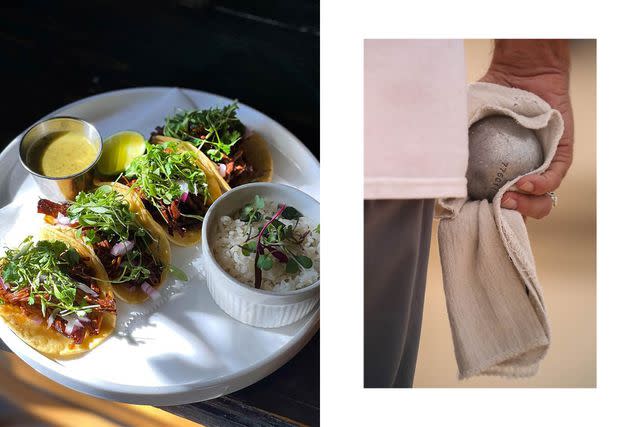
[0,87,319,405]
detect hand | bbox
[480,40,574,219]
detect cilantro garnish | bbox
[168,264,188,282]
[68,185,148,245]
[0,237,98,316]
[67,185,158,285]
[163,103,245,162]
[125,140,210,217]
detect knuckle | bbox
[533,211,547,220]
[535,199,553,219]
[516,197,530,216]
[538,172,561,193]
[520,195,552,219]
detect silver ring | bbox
[547,191,558,207]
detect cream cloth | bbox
[437,82,564,379]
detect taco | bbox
[0,235,116,358]
[150,102,273,192]
[118,139,221,246]
[37,184,171,304]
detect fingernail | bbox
[502,198,517,209]
[518,181,534,192]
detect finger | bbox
[501,192,553,219]
[515,145,573,195]
[514,167,562,195]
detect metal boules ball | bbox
[466,115,544,201]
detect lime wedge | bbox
[96,131,146,176]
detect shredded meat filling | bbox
[0,259,115,344]
[37,199,69,218]
[91,235,163,288]
[139,192,207,237]
[37,199,164,291]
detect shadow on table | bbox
[0,351,198,427]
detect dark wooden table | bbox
[0,1,319,425]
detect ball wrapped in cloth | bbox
[466,115,543,201]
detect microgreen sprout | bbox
[236,199,317,289]
[125,140,210,224]
[163,102,245,163]
[1,237,96,316]
[68,185,149,245]
[239,195,264,241]
[168,264,189,282]
[67,185,160,285]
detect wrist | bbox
[488,40,570,79]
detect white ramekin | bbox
[202,183,320,328]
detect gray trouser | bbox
[364,199,434,388]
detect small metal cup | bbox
[19,117,103,201]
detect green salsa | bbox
[28,131,98,177]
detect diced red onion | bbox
[141,281,161,300]
[30,315,42,325]
[218,163,227,176]
[0,277,7,290]
[64,318,82,335]
[180,192,189,203]
[75,281,98,298]
[47,308,60,328]
[110,240,134,257]
[56,212,71,225]
[178,180,189,193]
[71,310,91,323]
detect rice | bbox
[212,201,320,292]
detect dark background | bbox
[0,1,319,426]
[0,0,319,158]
